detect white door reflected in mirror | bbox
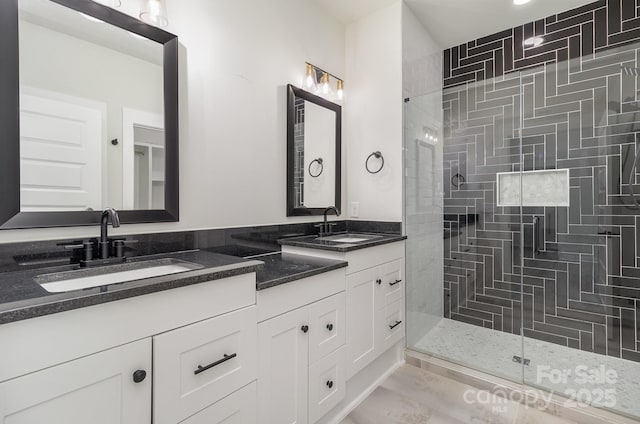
[18,0,164,212]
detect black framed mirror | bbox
[286,84,341,216]
[0,0,179,229]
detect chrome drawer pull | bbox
[194,353,237,375]
[389,320,402,330]
[389,279,402,286]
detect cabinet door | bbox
[257,307,309,424]
[346,267,378,379]
[154,307,257,424]
[0,339,151,424]
[180,382,257,424]
[378,259,404,308]
[308,292,346,365]
[308,346,346,423]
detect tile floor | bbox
[412,319,640,419]
[341,364,579,424]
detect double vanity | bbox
[0,1,405,422]
[0,228,406,424]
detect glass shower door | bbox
[405,71,526,383]
[520,44,640,421]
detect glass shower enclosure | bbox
[405,40,640,420]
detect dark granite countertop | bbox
[0,250,262,325]
[254,252,347,290]
[278,232,407,252]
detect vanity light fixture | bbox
[424,127,438,144]
[303,62,344,99]
[140,0,168,27]
[87,0,169,27]
[513,0,531,5]
[523,36,544,47]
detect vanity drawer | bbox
[308,292,346,364]
[377,299,404,352]
[308,346,346,424]
[153,306,257,424]
[378,259,404,308]
[180,382,257,424]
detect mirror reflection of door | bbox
[18,0,165,212]
[122,109,165,210]
[19,90,104,212]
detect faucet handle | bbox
[111,238,138,258]
[57,240,95,262]
[57,240,85,250]
[111,238,138,244]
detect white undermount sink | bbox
[34,258,203,293]
[317,233,383,243]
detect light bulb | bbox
[513,0,531,5]
[305,64,317,90]
[336,80,344,100]
[140,0,168,27]
[321,72,330,94]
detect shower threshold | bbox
[411,319,640,420]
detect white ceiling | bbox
[314,0,595,48]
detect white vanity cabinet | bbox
[0,338,152,424]
[347,257,404,378]
[281,242,405,380]
[0,272,257,424]
[256,269,347,424]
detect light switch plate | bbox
[350,202,360,218]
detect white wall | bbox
[402,3,442,100]
[1,0,346,243]
[345,2,403,222]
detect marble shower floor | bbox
[340,364,580,424]
[412,319,640,419]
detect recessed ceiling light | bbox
[524,37,544,47]
[513,0,531,5]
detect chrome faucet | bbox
[99,208,120,259]
[317,206,339,237]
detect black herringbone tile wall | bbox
[442,0,640,362]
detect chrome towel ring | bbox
[308,158,324,177]
[366,151,384,174]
